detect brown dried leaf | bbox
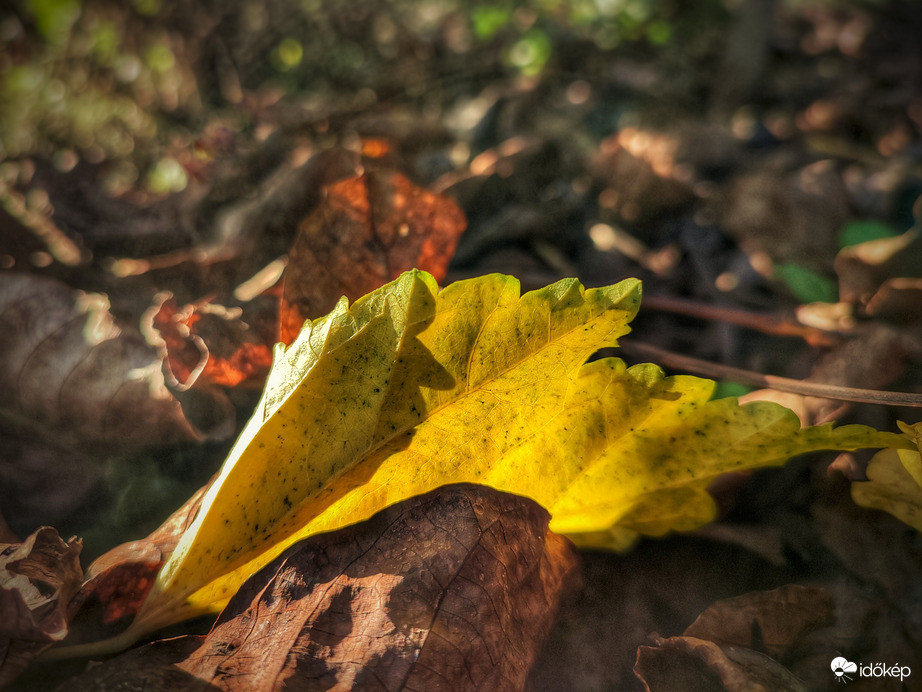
[864,277,922,322]
[803,323,921,424]
[806,473,922,690]
[0,272,203,448]
[806,322,922,422]
[279,169,466,343]
[836,225,922,309]
[0,527,82,687]
[634,636,807,692]
[834,198,922,329]
[740,323,922,426]
[683,585,834,658]
[64,484,578,691]
[633,585,836,692]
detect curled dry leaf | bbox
[836,223,922,310]
[864,277,922,323]
[279,169,466,343]
[634,585,835,692]
[682,585,834,658]
[63,484,578,692]
[0,527,82,687]
[150,293,276,390]
[634,635,807,692]
[0,272,202,448]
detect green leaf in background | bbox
[472,5,512,39]
[839,219,900,249]
[26,0,80,44]
[774,263,838,304]
[711,381,752,400]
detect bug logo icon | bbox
[831,657,857,683]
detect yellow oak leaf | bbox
[852,422,922,531]
[87,270,909,651]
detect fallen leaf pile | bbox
[0,163,467,533]
[5,186,922,689]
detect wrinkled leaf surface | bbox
[682,585,834,658]
[64,484,576,691]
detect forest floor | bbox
[3,1,922,690]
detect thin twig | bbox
[641,294,840,348]
[621,341,922,408]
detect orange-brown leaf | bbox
[279,169,466,343]
[151,294,275,389]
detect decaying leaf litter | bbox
[4,1,922,690]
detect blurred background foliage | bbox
[1,0,725,197]
[4,0,922,377]
[5,0,918,211]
